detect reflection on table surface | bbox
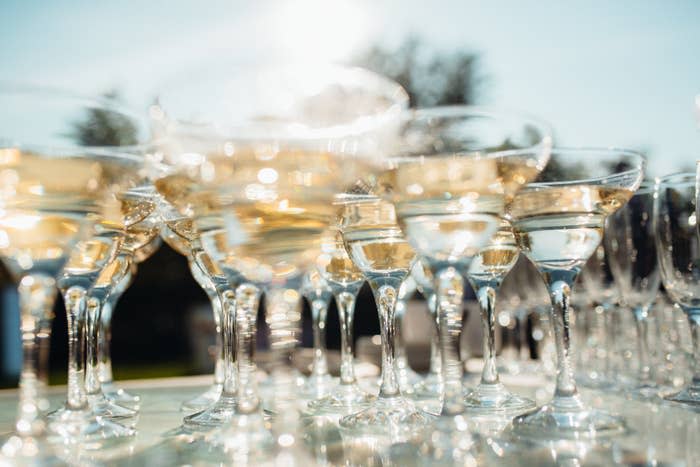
[0,374,698,466]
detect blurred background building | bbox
[0,0,698,386]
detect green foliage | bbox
[67,90,138,147]
[351,37,485,107]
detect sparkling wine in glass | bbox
[154,63,408,462]
[0,84,150,462]
[508,147,644,439]
[380,107,551,459]
[464,219,536,413]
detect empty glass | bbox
[655,172,700,407]
[605,181,661,398]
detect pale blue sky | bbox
[1,0,698,176]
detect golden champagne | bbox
[467,220,519,280]
[381,156,541,263]
[508,185,634,271]
[316,228,364,288]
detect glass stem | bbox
[63,286,88,410]
[335,290,359,385]
[548,278,584,409]
[235,283,261,414]
[684,309,700,391]
[427,293,442,379]
[434,267,465,416]
[632,305,652,384]
[187,257,225,385]
[16,274,56,437]
[265,286,303,433]
[219,288,237,398]
[477,285,500,386]
[310,298,329,378]
[372,281,401,398]
[85,297,103,397]
[394,297,410,374]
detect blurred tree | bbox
[351,37,486,107]
[66,90,138,146]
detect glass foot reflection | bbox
[664,385,700,408]
[206,411,274,463]
[180,384,222,413]
[0,435,64,466]
[48,407,135,448]
[88,394,137,426]
[183,395,236,430]
[102,382,141,410]
[339,396,433,442]
[464,382,535,414]
[512,398,627,439]
[298,374,337,401]
[306,383,375,417]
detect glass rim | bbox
[656,171,695,187]
[525,146,646,188]
[154,64,409,142]
[388,105,554,161]
[0,81,151,163]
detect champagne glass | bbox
[306,219,374,416]
[158,198,237,423]
[0,84,149,462]
[299,269,337,400]
[382,106,550,459]
[338,195,433,441]
[464,219,536,413]
[508,147,644,439]
[655,172,700,407]
[155,63,408,461]
[83,187,162,423]
[605,181,661,398]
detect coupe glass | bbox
[83,187,162,423]
[655,172,700,407]
[381,106,550,460]
[299,269,337,400]
[605,181,661,398]
[306,218,374,416]
[154,63,408,461]
[508,148,644,439]
[0,84,148,462]
[464,220,536,413]
[338,195,433,441]
[158,197,241,429]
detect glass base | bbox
[1,435,64,466]
[298,374,337,401]
[420,414,477,465]
[664,384,700,408]
[396,362,422,395]
[183,394,237,430]
[413,372,442,398]
[180,383,222,413]
[512,398,627,440]
[624,382,663,402]
[205,411,274,463]
[47,406,135,449]
[464,382,536,414]
[338,395,434,442]
[305,383,375,417]
[101,381,141,411]
[576,371,616,390]
[87,394,137,426]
